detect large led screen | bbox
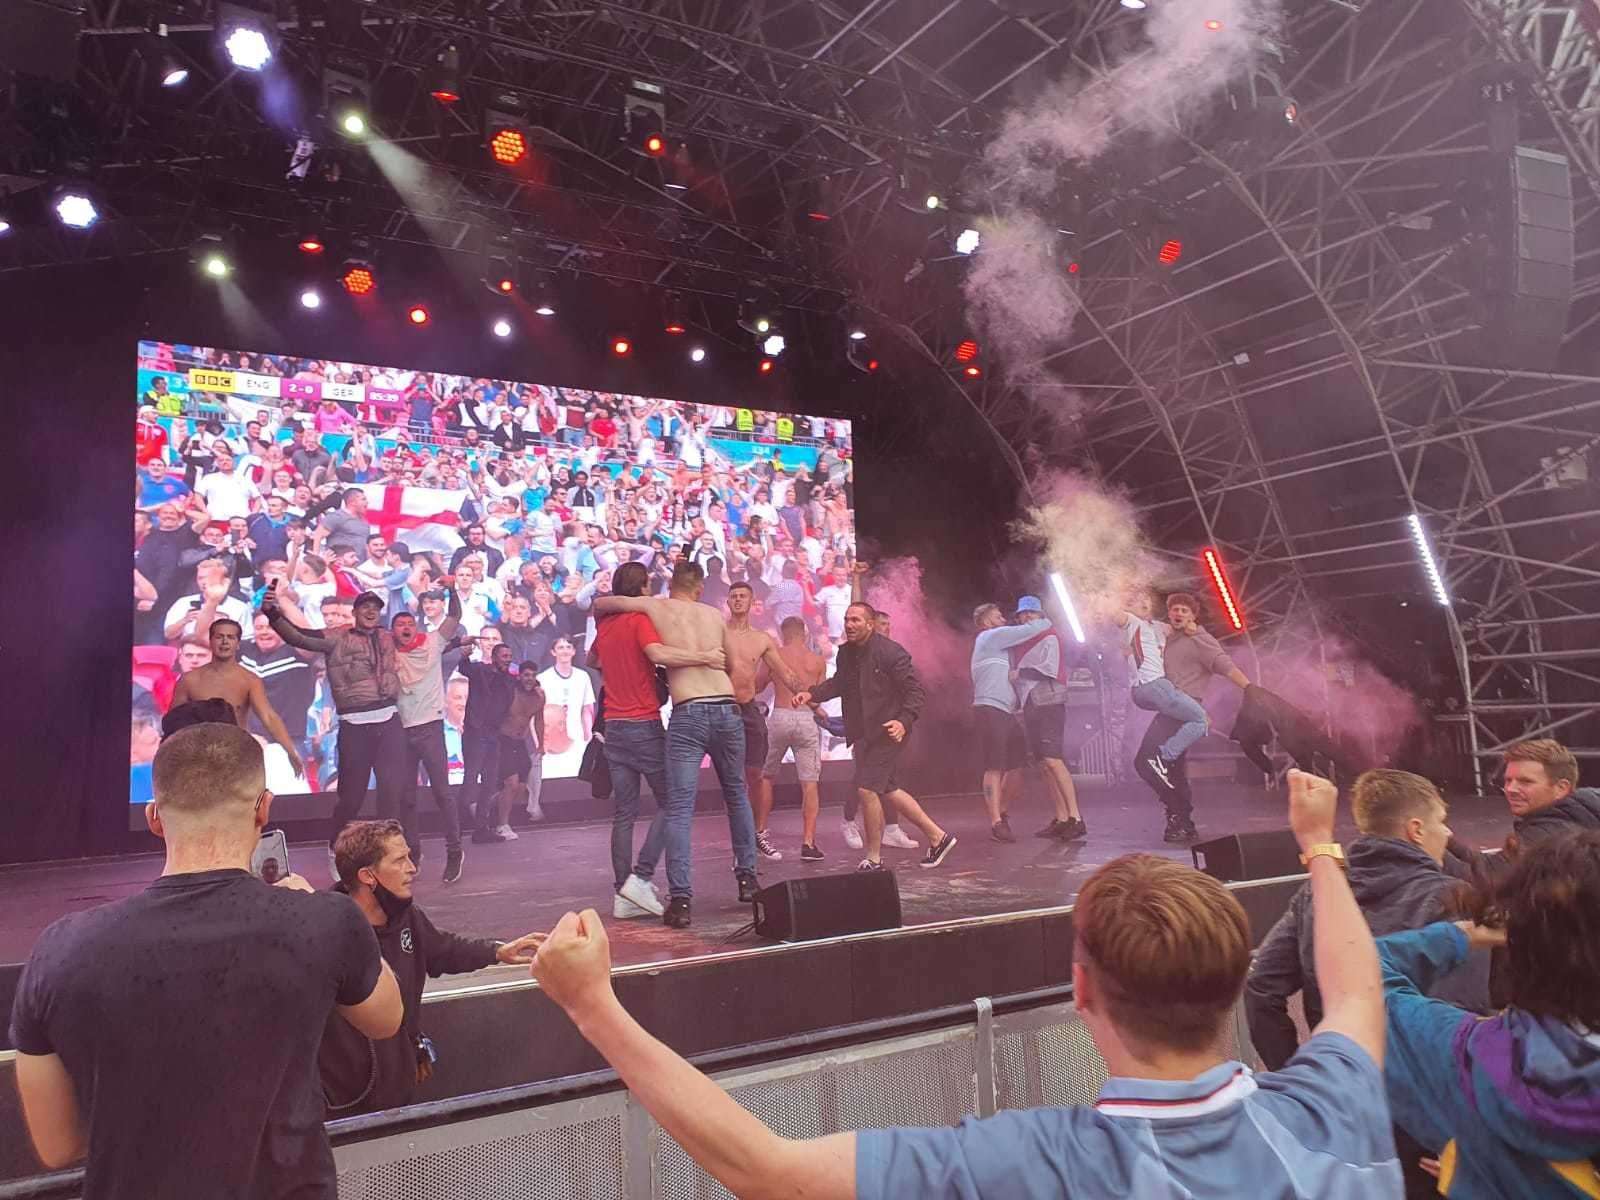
[132,340,857,803]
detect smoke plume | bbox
[1009,473,1168,617]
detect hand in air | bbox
[1286,769,1338,850]
[531,909,616,1019]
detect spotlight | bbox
[0,219,10,236]
[222,27,272,72]
[299,288,322,310]
[296,210,326,254]
[483,255,518,296]
[954,338,980,363]
[1158,238,1183,265]
[848,324,867,341]
[340,261,376,295]
[429,45,462,105]
[54,191,98,229]
[203,254,230,278]
[490,128,528,165]
[160,59,189,87]
[530,275,557,316]
[623,83,667,157]
[924,192,943,210]
[611,336,632,357]
[1204,18,1224,30]
[663,292,687,334]
[408,305,430,326]
[689,346,707,364]
[492,317,513,338]
[846,338,876,375]
[762,333,786,357]
[1067,261,1081,274]
[486,91,532,165]
[299,239,324,254]
[758,358,775,374]
[324,66,371,139]
[1120,0,1147,7]
[339,111,367,138]
[737,294,778,336]
[954,227,981,255]
[644,133,666,156]
[534,297,556,317]
[962,364,983,378]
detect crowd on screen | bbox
[132,342,858,799]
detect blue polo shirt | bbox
[857,1033,1399,1199]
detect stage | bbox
[0,781,1514,994]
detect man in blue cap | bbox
[1012,595,1087,841]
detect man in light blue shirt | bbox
[529,771,1400,1200]
[970,603,1048,843]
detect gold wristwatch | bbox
[1299,843,1347,869]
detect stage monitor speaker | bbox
[1488,147,1574,368]
[1191,829,1303,883]
[753,871,902,942]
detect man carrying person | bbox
[167,617,305,780]
[528,769,1397,1199]
[391,588,466,883]
[590,562,724,919]
[793,602,955,872]
[318,819,541,1115]
[263,585,409,866]
[1012,595,1087,842]
[970,602,1047,843]
[457,639,518,845]
[11,724,402,1193]
[593,561,757,928]
[723,581,805,861]
[757,617,828,861]
[1134,591,1252,844]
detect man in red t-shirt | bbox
[590,561,727,920]
[136,406,170,466]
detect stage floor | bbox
[0,783,1513,990]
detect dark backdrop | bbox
[0,251,1020,865]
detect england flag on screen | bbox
[359,484,469,556]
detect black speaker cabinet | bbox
[752,871,902,942]
[1192,829,1303,883]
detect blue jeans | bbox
[1130,678,1209,763]
[664,700,756,899]
[605,718,671,893]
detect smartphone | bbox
[251,829,290,883]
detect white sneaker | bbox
[524,804,544,822]
[497,824,519,841]
[881,824,918,850]
[613,893,650,919]
[841,818,863,850]
[619,873,665,916]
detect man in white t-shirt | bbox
[164,557,254,644]
[536,637,596,780]
[815,579,853,642]
[391,588,465,884]
[193,446,262,521]
[1114,589,1210,789]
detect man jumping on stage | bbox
[1114,588,1210,791]
[970,603,1047,843]
[1134,591,1252,843]
[169,617,305,780]
[722,582,804,861]
[594,561,757,929]
[793,602,955,872]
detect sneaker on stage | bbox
[524,804,544,822]
[619,874,664,916]
[1163,814,1198,844]
[613,892,650,919]
[756,831,783,860]
[736,870,759,903]
[881,824,918,850]
[800,843,825,862]
[496,824,519,841]
[1035,819,1067,839]
[1058,818,1088,843]
[442,847,465,884]
[841,818,863,850]
[856,858,885,872]
[990,817,1016,844]
[1146,756,1175,789]
[663,896,692,928]
[919,834,957,869]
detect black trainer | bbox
[800,843,825,861]
[856,858,885,872]
[991,818,1016,844]
[663,896,692,928]
[1035,819,1066,839]
[919,833,957,868]
[442,847,464,884]
[1058,818,1088,843]
[736,870,759,903]
[1163,815,1198,843]
[1146,756,1176,789]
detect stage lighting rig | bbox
[486,91,532,166]
[663,292,688,335]
[429,44,462,105]
[762,333,786,357]
[217,2,274,71]
[689,346,708,364]
[846,338,877,375]
[408,305,430,326]
[623,81,667,157]
[737,290,778,336]
[53,187,98,230]
[492,317,513,339]
[299,288,322,310]
[611,335,633,357]
[340,259,377,295]
[529,273,557,316]
[484,255,518,297]
[323,64,371,139]
[192,233,235,279]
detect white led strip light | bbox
[1406,513,1450,606]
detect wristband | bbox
[1299,843,1347,869]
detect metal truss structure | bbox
[3,0,1597,781]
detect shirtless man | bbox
[168,618,306,779]
[593,560,752,929]
[756,617,827,860]
[723,582,804,861]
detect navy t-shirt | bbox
[10,869,382,1200]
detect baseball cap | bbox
[1016,594,1043,613]
[352,590,385,610]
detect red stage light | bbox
[759,358,775,374]
[963,364,983,378]
[806,211,831,222]
[496,278,514,294]
[489,128,529,165]
[954,339,980,362]
[408,305,430,326]
[611,337,632,357]
[431,88,461,104]
[340,266,375,296]
[1067,261,1080,274]
[644,133,666,156]
[1158,239,1183,265]
[1204,18,1224,30]
[867,358,880,372]
[299,239,324,254]
[1202,547,1245,631]
[664,321,686,335]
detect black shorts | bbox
[740,700,768,769]
[1023,703,1066,761]
[853,734,903,796]
[975,705,1028,772]
[496,735,531,783]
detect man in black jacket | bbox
[1451,738,1600,881]
[793,602,956,872]
[1245,768,1490,1071]
[318,819,541,1115]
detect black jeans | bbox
[460,729,501,834]
[403,720,462,852]
[1135,713,1193,820]
[330,714,407,846]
